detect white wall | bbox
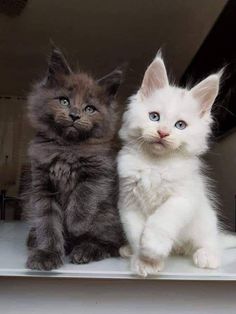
[207,130,236,230]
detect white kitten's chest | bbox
[137,163,179,213]
[118,149,198,215]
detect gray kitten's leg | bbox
[26,170,65,271]
[66,183,124,264]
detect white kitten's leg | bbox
[119,190,167,276]
[132,197,193,277]
[119,174,155,276]
[191,205,220,269]
[119,204,145,255]
[120,205,164,277]
[141,197,194,263]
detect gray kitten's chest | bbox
[49,161,77,187]
[49,151,81,191]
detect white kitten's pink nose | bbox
[158,130,169,138]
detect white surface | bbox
[0,222,236,280]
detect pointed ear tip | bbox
[153,47,163,59]
[209,67,225,80]
[217,68,225,79]
[51,47,63,55]
[49,43,64,56]
[116,62,129,73]
[153,54,165,66]
[207,74,221,86]
[156,48,163,57]
[48,40,60,54]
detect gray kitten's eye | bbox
[175,120,187,130]
[149,112,160,121]
[85,105,96,114]
[59,97,70,106]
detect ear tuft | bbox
[97,63,127,99]
[140,53,169,98]
[191,72,221,115]
[46,45,72,86]
[155,48,163,60]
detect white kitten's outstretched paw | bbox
[119,245,133,258]
[193,248,220,269]
[131,255,164,277]
[140,230,172,261]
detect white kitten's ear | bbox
[140,53,169,98]
[191,73,221,116]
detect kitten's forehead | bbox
[147,86,199,115]
[65,73,97,94]
[61,72,106,105]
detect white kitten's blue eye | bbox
[59,97,70,106]
[175,120,187,130]
[149,112,160,121]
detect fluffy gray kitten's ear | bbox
[46,46,72,86]
[190,72,222,116]
[97,64,127,99]
[140,52,169,98]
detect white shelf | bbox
[0,222,236,280]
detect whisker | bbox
[215,104,236,118]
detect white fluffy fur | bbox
[118,54,233,277]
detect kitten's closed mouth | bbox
[152,140,165,146]
[67,124,79,131]
[64,125,80,135]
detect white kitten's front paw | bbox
[193,248,220,269]
[131,255,164,277]
[140,230,172,260]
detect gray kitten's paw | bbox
[70,242,112,264]
[26,250,63,271]
[26,228,37,249]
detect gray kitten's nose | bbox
[69,112,80,121]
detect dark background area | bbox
[181,0,236,137]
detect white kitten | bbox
[118,53,236,277]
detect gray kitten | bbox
[24,47,125,270]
